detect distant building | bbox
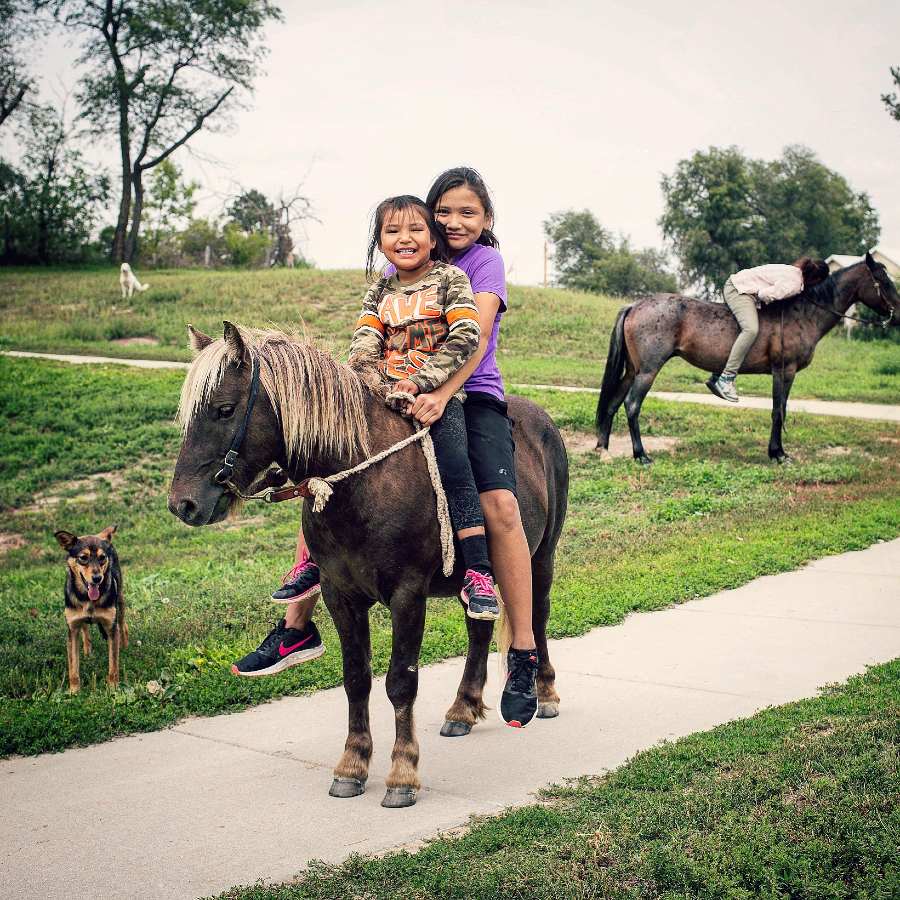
[826,246,900,278]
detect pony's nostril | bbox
[177,498,197,520]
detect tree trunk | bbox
[112,83,133,262]
[125,166,143,262]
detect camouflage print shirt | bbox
[349,261,481,395]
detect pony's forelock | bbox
[177,326,371,464]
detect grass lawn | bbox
[1,356,898,757]
[215,660,900,900]
[2,266,899,403]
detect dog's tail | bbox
[138,282,150,292]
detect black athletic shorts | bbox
[463,391,517,496]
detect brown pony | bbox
[596,254,899,463]
[168,324,568,808]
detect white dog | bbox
[119,263,150,298]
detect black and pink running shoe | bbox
[271,554,321,603]
[460,569,500,621]
[231,619,325,677]
[500,647,539,728]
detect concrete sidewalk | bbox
[2,540,899,900]
[5,350,899,422]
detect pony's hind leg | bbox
[324,588,373,799]
[625,370,659,465]
[383,593,426,808]
[532,557,560,719]
[596,367,634,452]
[442,607,492,737]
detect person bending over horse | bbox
[707,257,829,402]
[234,172,544,728]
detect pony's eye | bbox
[218,404,235,419]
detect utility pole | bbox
[543,241,548,288]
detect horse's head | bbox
[168,322,283,526]
[856,252,900,324]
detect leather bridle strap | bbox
[213,355,261,485]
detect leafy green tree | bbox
[180,217,225,266]
[883,65,900,121]
[227,189,275,234]
[141,158,198,264]
[223,221,269,267]
[0,103,109,263]
[0,1,37,130]
[42,0,282,261]
[660,145,879,296]
[544,209,677,296]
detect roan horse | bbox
[596,254,899,463]
[168,323,568,808]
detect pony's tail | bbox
[595,304,632,437]
[495,586,512,661]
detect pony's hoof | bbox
[440,720,472,737]
[636,454,653,466]
[329,776,366,798]
[537,701,560,719]
[382,787,417,808]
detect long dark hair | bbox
[366,195,450,281]
[425,166,499,249]
[793,256,829,288]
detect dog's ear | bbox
[97,525,117,543]
[223,321,248,364]
[187,324,213,353]
[55,531,78,550]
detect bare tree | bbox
[41,1,282,261]
[883,65,900,122]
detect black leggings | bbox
[429,397,484,532]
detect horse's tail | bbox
[595,304,633,435]
[496,588,512,662]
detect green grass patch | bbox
[1,356,898,756]
[216,660,900,900]
[2,267,899,403]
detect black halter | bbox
[213,355,261,485]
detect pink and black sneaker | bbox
[231,619,325,677]
[271,554,321,603]
[460,569,500,621]
[500,647,539,728]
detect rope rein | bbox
[224,390,455,577]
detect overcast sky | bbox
[18,0,900,283]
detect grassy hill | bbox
[1,266,898,403]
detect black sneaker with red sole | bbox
[500,647,539,728]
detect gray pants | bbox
[722,278,759,377]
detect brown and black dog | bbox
[54,526,128,693]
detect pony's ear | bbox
[55,530,77,550]
[865,251,876,270]
[187,324,213,353]
[97,524,117,543]
[223,321,247,363]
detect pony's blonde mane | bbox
[177,326,371,463]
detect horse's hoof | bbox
[382,787,417,808]
[329,776,366,798]
[636,454,653,466]
[440,720,472,737]
[537,701,560,719]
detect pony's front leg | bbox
[322,583,373,799]
[383,591,426,808]
[768,365,797,463]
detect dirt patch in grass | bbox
[563,431,680,459]
[111,336,159,346]
[0,532,26,555]
[17,471,129,513]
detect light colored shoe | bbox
[706,374,739,403]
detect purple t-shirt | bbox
[383,243,507,400]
